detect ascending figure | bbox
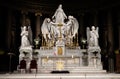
[52,4,67,24]
[41,5,79,46]
[21,26,30,47]
[87,26,99,46]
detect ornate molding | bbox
[35,12,42,16]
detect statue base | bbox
[19,46,33,71]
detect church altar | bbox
[33,46,103,73]
[18,4,105,74]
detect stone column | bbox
[107,11,114,73]
[107,11,114,52]
[35,12,42,38]
[118,26,120,50]
[6,9,12,51]
[21,10,28,26]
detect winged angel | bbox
[41,16,79,45]
[20,26,33,47]
[41,4,79,46]
[87,26,99,47]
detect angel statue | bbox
[41,5,79,46]
[66,15,79,38]
[20,26,32,47]
[41,18,53,42]
[87,26,99,47]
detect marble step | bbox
[38,66,101,70]
[38,66,100,68]
[1,73,120,79]
[37,68,105,71]
[37,67,106,74]
[70,70,106,74]
[37,68,102,71]
[37,70,106,74]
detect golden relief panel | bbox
[57,46,63,55]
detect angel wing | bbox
[21,26,24,31]
[20,26,25,36]
[49,23,57,39]
[20,26,23,32]
[67,16,79,38]
[20,27,23,36]
[28,26,33,45]
[96,27,99,38]
[86,27,90,44]
[72,17,79,37]
[41,18,51,42]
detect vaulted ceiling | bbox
[0,0,120,14]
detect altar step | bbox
[37,66,104,70]
[1,73,120,79]
[37,66,106,74]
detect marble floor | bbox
[0,73,120,79]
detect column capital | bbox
[35,12,42,38]
[35,12,42,16]
[21,10,28,15]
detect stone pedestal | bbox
[88,46,102,69]
[19,46,33,70]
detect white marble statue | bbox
[52,4,67,24]
[41,4,79,46]
[66,15,79,38]
[87,26,99,47]
[19,26,33,68]
[20,26,32,47]
[41,18,51,42]
[28,26,33,45]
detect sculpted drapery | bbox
[87,26,99,47]
[20,26,32,47]
[41,4,79,46]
